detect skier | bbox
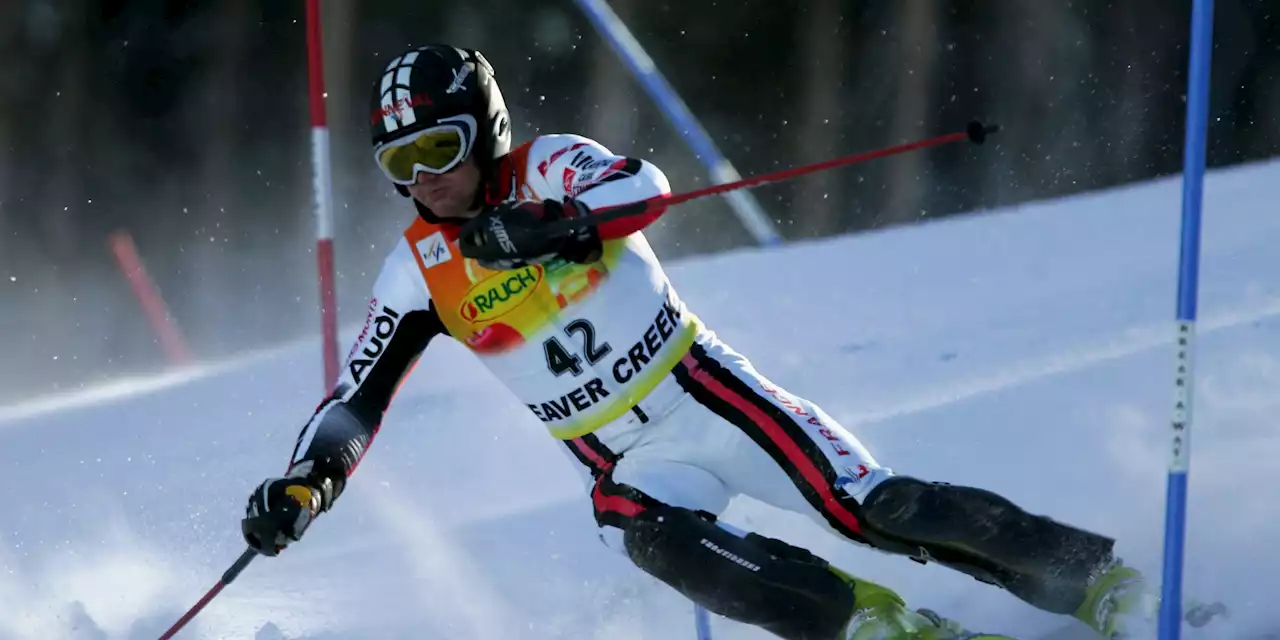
[241,44,1153,640]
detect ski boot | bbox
[1073,557,1158,638]
[832,567,1018,640]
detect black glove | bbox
[242,472,338,556]
[457,198,602,271]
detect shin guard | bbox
[623,505,854,640]
[858,476,1116,614]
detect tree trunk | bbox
[26,0,90,383]
[185,0,250,353]
[586,0,639,151]
[792,0,844,237]
[883,1,936,227]
[0,0,22,249]
[323,0,356,238]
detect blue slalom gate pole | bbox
[569,0,783,247]
[694,603,712,640]
[1159,0,1215,638]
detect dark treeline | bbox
[1,0,1276,402]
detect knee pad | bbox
[622,505,854,640]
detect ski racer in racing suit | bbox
[240,44,1155,640]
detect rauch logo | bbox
[460,265,543,323]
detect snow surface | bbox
[2,160,1279,639]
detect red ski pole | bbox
[544,120,999,234]
[157,547,257,639]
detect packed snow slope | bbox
[2,160,1279,640]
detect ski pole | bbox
[544,120,1000,235]
[157,547,258,640]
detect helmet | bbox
[368,45,511,205]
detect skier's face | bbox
[406,154,483,219]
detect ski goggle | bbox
[373,114,477,185]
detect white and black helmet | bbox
[368,45,511,206]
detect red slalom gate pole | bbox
[546,121,999,234]
[306,0,340,391]
[108,230,194,366]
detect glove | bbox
[457,198,603,271]
[241,472,338,556]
